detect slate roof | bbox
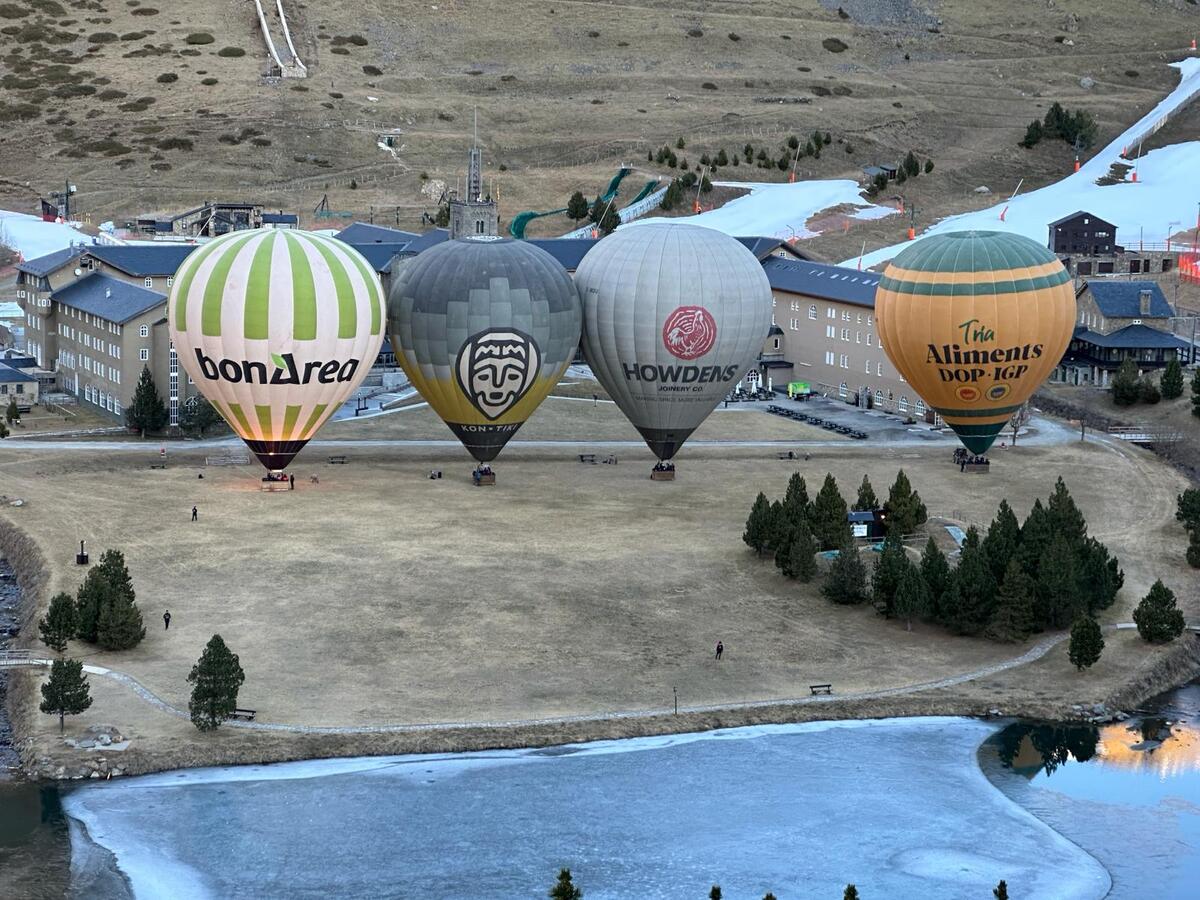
[1072,324,1190,350]
[86,244,198,277]
[525,238,596,271]
[50,273,166,324]
[761,257,882,307]
[16,246,83,277]
[262,213,298,225]
[401,228,450,254]
[0,363,36,383]
[334,222,420,244]
[349,242,410,273]
[1082,280,1172,318]
[1048,210,1116,229]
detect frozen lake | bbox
[62,717,1109,899]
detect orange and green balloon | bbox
[874,230,1076,454]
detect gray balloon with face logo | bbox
[574,224,773,459]
[387,236,582,461]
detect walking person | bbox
[191,505,198,522]
[289,473,295,491]
[163,610,171,631]
[715,640,724,661]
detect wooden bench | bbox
[809,683,832,695]
[229,708,257,721]
[578,453,597,464]
[650,469,675,481]
[328,455,347,465]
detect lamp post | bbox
[672,685,678,716]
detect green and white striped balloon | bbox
[169,229,385,470]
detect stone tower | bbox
[448,123,498,240]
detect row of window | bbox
[83,383,121,416]
[25,314,44,332]
[822,324,876,346]
[823,350,885,377]
[0,383,26,395]
[772,299,874,327]
[834,382,924,415]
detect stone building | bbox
[447,145,498,239]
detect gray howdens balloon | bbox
[574,223,773,460]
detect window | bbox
[808,305,817,320]
[826,325,836,339]
[144,277,154,288]
[856,331,861,344]
[857,314,863,324]
[899,396,909,413]
[839,354,849,368]
[139,348,149,361]
[790,301,799,312]
[166,276,174,287]
[789,317,799,331]
[875,390,884,405]
[842,311,851,321]
[825,351,835,365]
[841,328,850,341]
[139,324,149,337]
[877,362,883,376]
[772,298,777,308]
[839,382,848,398]
[865,360,871,373]
[916,399,925,415]
[867,316,873,326]
[827,307,836,319]
[867,333,873,346]
[114,399,121,416]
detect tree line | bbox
[1019,102,1098,150]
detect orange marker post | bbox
[906,226,916,240]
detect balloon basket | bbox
[260,470,291,491]
[471,467,496,486]
[650,464,676,481]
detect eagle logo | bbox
[455,328,540,420]
[662,306,717,360]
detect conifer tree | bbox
[871,535,908,617]
[126,366,168,436]
[1160,358,1184,400]
[1037,536,1083,629]
[1188,530,1200,569]
[1078,538,1123,614]
[783,472,811,525]
[74,567,117,644]
[5,397,17,424]
[40,658,92,733]
[844,886,859,900]
[549,868,583,900]
[948,542,996,635]
[95,549,135,606]
[883,469,926,537]
[822,542,868,605]
[767,500,789,553]
[994,880,1009,900]
[187,634,246,731]
[598,202,620,236]
[985,560,1035,643]
[893,560,931,631]
[1111,359,1140,406]
[982,500,1022,582]
[903,150,919,177]
[853,474,877,511]
[920,536,951,619]
[774,526,795,575]
[1132,579,1186,643]
[566,190,590,222]
[1191,367,1200,418]
[1020,119,1043,147]
[1068,616,1104,671]
[787,522,818,582]
[1176,487,1200,533]
[709,887,721,900]
[811,473,852,550]
[97,591,145,651]
[38,592,77,654]
[743,492,771,556]
[1017,499,1053,581]
[961,524,981,551]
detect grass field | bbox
[2,413,1196,772]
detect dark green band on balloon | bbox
[877,269,1071,296]
[933,403,1024,418]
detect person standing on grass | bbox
[715,641,724,660]
[191,505,198,522]
[163,610,171,631]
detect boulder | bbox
[1080,76,1095,90]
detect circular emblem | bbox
[986,383,1011,402]
[955,385,981,403]
[662,306,717,360]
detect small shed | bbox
[848,509,886,540]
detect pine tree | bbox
[994,880,1009,900]
[75,567,117,644]
[743,492,771,556]
[787,523,818,582]
[1016,499,1053,581]
[126,366,168,436]
[1020,119,1044,148]
[1189,530,1200,568]
[38,592,77,654]
[566,190,590,222]
[774,527,795,575]
[549,868,583,900]
[924,159,934,174]
[767,500,789,554]
[589,196,604,224]
[985,560,1035,643]
[676,136,686,149]
[1176,487,1200,533]
[920,536,951,620]
[893,560,931,631]
[1132,579,1186,643]
[179,395,224,437]
[962,525,981,551]
[187,634,246,731]
[660,179,683,212]
[903,150,919,177]
[95,549,136,605]
[40,658,92,733]
[598,202,620,236]
[811,474,851,550]
[715,148,729,167]
[709,887,722,900]
[871,535,908,617]
[97,591,145,651]
[822,542,868,605]
[1111,359,1140,406]
[948,542,997,635]
[1078,538,1123,614]
[700,175,713,193]
[844,886,859,900]
[4,397,17,424]
[981,499,1022,582]
[854,474,878,511]
[1068,616,1104,671]
[1037,536,1083,629]
[783,472,811,527]
[1160,358,1184,399]
[883,469,926,537]
[1192,367,1200,418]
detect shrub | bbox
[822,37,848,53]
[156,136,192,151]
[185,32,214,44]
[200,77,217,85]
[1132,580,1185,643]
[156,72,177,83]
[250,137,271,146]
[362,64,382,76]
[728,32,740,41]
[131,7,158,15]
[687,27,703,37]
[98,88,127,100]
[330,46,349,55]
[701,81,717,90]
[216,46,245,57]
[88,32,118,43]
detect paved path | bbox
[5,624,1161,736]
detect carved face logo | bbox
[662,306,717,360]
[455,329,540,420]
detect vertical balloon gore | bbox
[874,230,1076,456]
[387,237,583,464]
[168,230,386,472]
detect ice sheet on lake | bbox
[61,717,1110,900]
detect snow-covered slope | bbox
[0,209,93,260]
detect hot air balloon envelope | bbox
[874,230,1075,454]
[574,224,773,460]
[169,230,386,470]
[387,236,582,462]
